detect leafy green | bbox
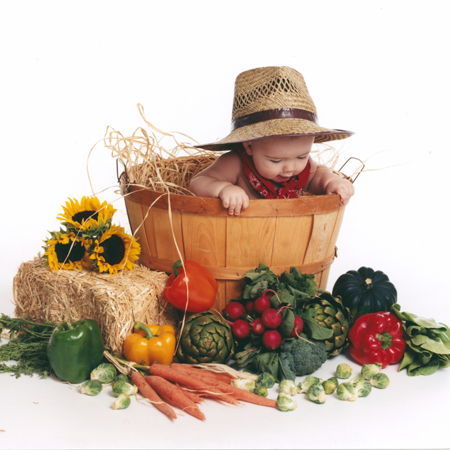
[0,314,57,378]
[391,304,450,376]
[278,309,295,337]
[253,351,280,381]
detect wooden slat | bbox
[181,213,226,267]
[152,209,185,262]
[303,211,338,265]
[226,216,277,269]
[270,215,314,266]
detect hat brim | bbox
[195,118,354,151]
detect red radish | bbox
[261,308,282,329]
[251,318,265,335]
[289,316,304,337]
[253,290,273,314]
[262,330,282,350]
[223,302,245,321]
[232,319,250,339]
[245,301,254,315]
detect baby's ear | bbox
[242,141,252,155]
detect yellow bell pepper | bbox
[123,322,176,366]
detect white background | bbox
[1,1,450,449]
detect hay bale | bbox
[13,258,178,355]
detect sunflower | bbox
[89,225,140,274]
[43,231,91,271]
[57,196,117,231]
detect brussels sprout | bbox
[114,374,129,383]
[90,363,117,384]
[307,383,326,404]
[80,379,103,396]
[336,363,353,379]
[257,372,276,389]
[298,376,322,394]
[361,363,383,380]
[352,377,372,397]
[350,375,366,386]
[111,394,131,410]
[112,380,138,397]
[336,382,358,401]
[322,377,339,395]
[231,378,256,392]
[277,392,297,412]
[279,380,299,396]
[254,384,269,397]
[369,373,390,389]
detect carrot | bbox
[189,373,278,408]
[149,364,239,405]
[131,371,177,420]
[145,376,206,421]
[171,363,234,384]
[175,385,205,403]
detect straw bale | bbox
[13,258,178,355]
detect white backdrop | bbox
[1,2,450,449]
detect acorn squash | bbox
[332,267,397,324]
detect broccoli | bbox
[279,338,327,380]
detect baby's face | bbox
[243,135,314,183]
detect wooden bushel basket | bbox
[120,174,347,312]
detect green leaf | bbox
[253,352,280,381]
[399,348,417,371]
[411,333,450,355]
[278,309,295,337]
[235,347,260,368]
[408,356,440,376]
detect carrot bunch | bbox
[131,363,277,421]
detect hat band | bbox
[231,108,318,131]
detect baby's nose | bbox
[282,161,296,173]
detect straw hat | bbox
[196,66,353,151]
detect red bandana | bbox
[236,147,311,199]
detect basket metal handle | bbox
[338,157,365,183]
[116,158,129,194]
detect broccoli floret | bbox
[279,338,327,380]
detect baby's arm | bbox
[308,159,355,204]
[189,151,249,215]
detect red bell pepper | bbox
[348,311,406,368]
[163,259,218,313]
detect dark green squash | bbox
[332,267,397,324]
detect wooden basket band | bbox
[139,251,336,281]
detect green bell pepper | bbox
[47,319,104,384]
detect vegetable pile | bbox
[220,264,351,381]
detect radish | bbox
[232,319,250,340]
[261,308,282,329]
[245,301,254,315]
[253,290,273,314]
[262,330,282,350]
[223,302,245,321]
[289,315,304,337]
[251,317,265,335]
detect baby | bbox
[190,66,355,215]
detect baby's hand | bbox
[325,178,355,205]
[219,185,250,216]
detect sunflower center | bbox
[72,210,98,224]
[101,235,125,265]
[55,240,86,263]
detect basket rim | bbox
[123,184,345,217]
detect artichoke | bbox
[302,292,351,357]
[176,312,235,364]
